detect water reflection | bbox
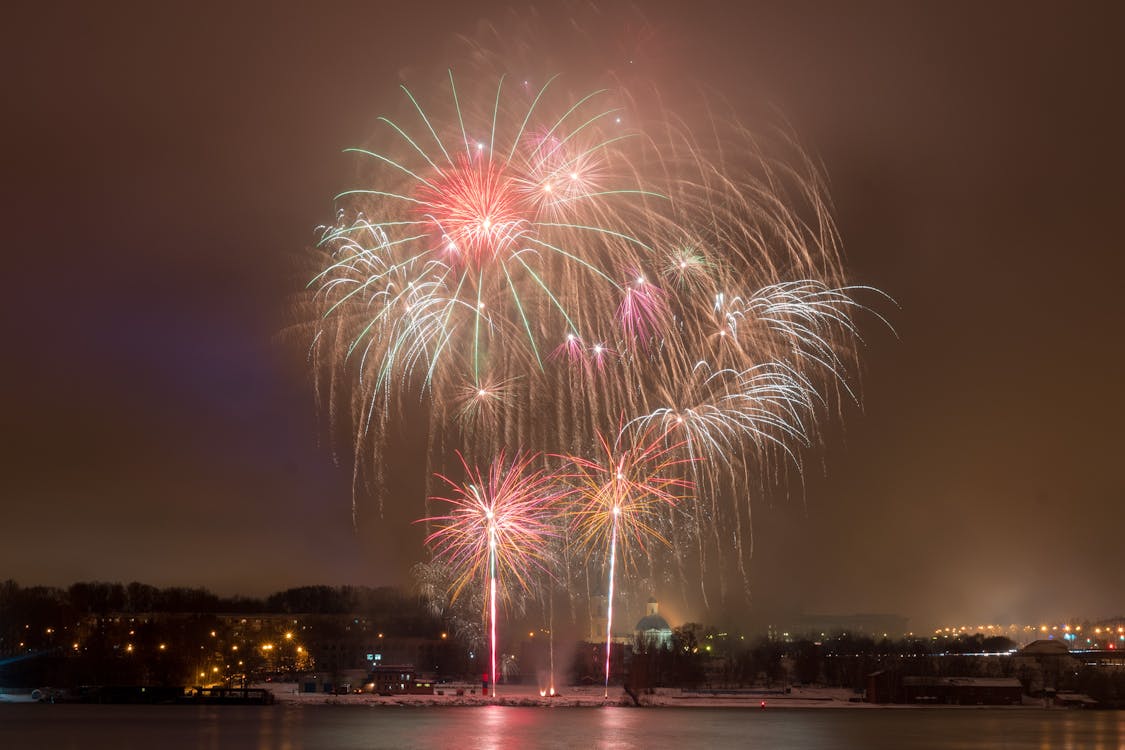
[1,704,1124,750]
[476,705,507,750]
[1034,710,1125,750]
[598,706,636,749]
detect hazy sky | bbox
[3,1,1122,631]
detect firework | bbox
[559,424,696,697]
[420,450,560,697]
[308,61,891,604]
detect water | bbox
[2,705,1123,750]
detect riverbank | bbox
[255,683,1045,709]
[3,683,1062,709]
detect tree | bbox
[792,639,822,684]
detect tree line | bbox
[0,580,430,618]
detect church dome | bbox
[635,613,671,632]
[635,598,672,635]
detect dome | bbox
[635,599,673,650]
[636,613,671,632]
[1019,639,1071,656]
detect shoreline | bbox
[1,685,1072,710]
[254,684,1051,710]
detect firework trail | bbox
[419,450,560,697]
[558,423,696,697]
[306,55,892,603]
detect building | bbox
[901,676,1022,705]
[634,598,673,651]
[1017,639,1072,658]
[1013,639,1078,695]
[589,590,607,642]
[865,670,896,704]
[867,672,1025,705]
[299,668,369,694]
[366,664,434,695]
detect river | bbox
[2,704,1122,749]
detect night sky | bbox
[4,1,1122,631]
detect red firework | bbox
[415,153,530,265]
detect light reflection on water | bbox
[1,705,1124,750]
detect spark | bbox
[558,424,696,697]
[307,59,892,602]
[420,451,561,698]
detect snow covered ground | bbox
[0,690,37,703]
[256,683,889,709]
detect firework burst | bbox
[306,57,892,605]
[558,424,696,697]
[420,450,560,696]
